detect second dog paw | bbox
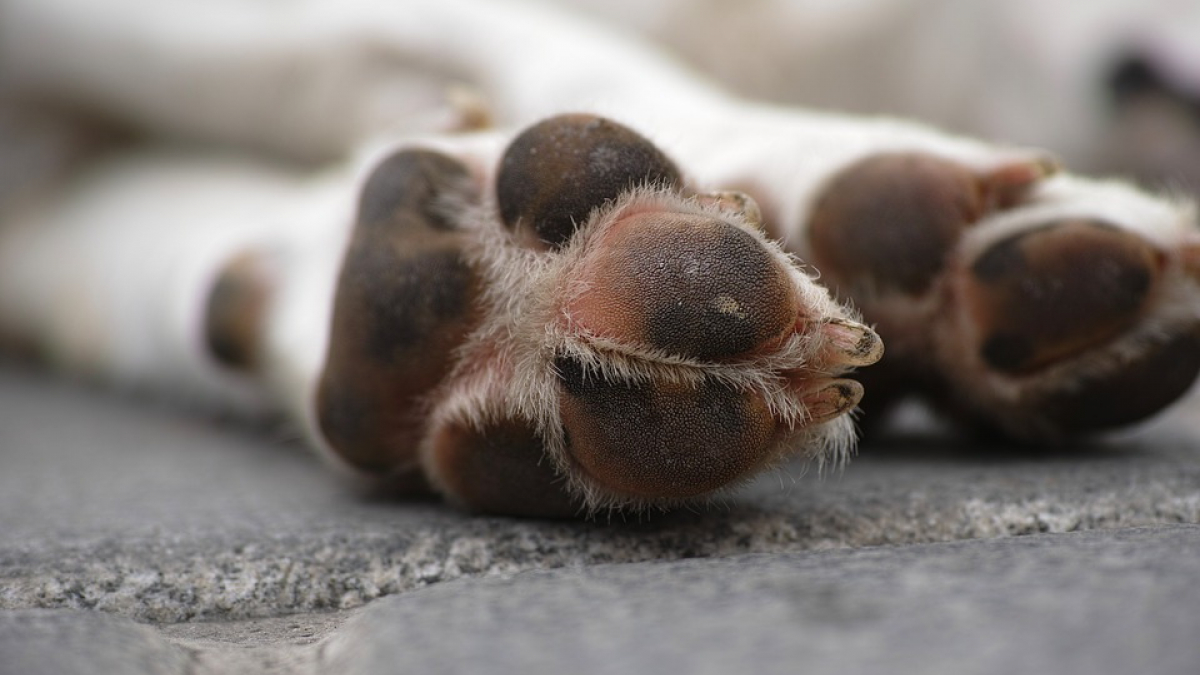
[804,149,1200,441]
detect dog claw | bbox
[801,379,864,426]
[696,190,764,230]
[820,318,884,368]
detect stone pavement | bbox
[2,368,1200,674]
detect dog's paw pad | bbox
[427,418,582,517]
[496,113,681,249]
[966,219,1161,374]
[316,149,482,471]
[564,211,799,360]
[949,215,1200,436]
[809,153,987,297]
[808,152,1055,300]
[554,354,778,500]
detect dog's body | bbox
[2,0,1199,515]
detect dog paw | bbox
[314,114,882,514]
[806,151,1200,441]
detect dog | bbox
[2,0,1198,515]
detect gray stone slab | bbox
[2,369,1200,623]
[0,609,191,675]
[4,526,1198,675]
[324,525,1200,675]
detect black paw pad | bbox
[555,355,777,499]
[809,153,984,296]
[566,213,798,360]
[967,219,1161,374]
[428,419,581,517]
[317,149,482,472]
[496,114,681,249]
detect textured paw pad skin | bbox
[555,354,778,500]
[565,211,799,360]
[962,218,1200,436]
[316,149,482,472]
[967,219,1161,374]
[809,153,985,298]
[496,113,682,249]
[428,419,582,517]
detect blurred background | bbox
[2,0,1199,208]
[563,0,1200,196]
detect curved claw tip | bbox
[822,318,884,367]
[803,379,865,425]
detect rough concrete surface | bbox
[2,369,1200,673]
[4,526,1199,675]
